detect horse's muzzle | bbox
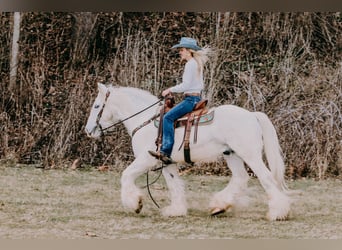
[85,128,92,138]
[85,125,103,139]
[85,126,98,138]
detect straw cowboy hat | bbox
[171,37,202,51]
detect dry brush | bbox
[0,12,341,179]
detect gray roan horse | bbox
[85,83,291,220]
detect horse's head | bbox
[85,83,119,138]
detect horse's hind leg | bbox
[121,156,154,214]
[161,164,187,217]
[245,157,290,221]
[209,154,250,215]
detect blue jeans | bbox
[161,95,201,156]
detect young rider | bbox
[149,37,211,164]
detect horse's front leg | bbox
[120,155,155,214]
[161,164,187,217]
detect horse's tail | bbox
[254,112,288,191]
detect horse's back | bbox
[209,104,263,150]
[212,104,257,124]
[215,104,252,113]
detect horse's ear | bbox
[97,82,107,96]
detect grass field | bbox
[0,165,341,239]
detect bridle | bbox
[95,91,111,136]
[94,90,163,137]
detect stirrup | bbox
[148,150,174,165]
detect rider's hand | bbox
[162,88,171,97]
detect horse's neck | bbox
[110,87,158,135]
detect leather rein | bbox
[95,90,163,137]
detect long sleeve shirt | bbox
[170,58,203,94]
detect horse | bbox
[85,82,291,221]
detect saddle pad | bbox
[154,110,215,129]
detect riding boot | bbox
[148,150,174,165]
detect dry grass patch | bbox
[0,165,341,239]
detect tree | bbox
[9,12,20,91]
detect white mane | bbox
[109,86,158,106]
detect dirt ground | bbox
[0,165,341,239]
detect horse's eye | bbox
[94,104,100,109]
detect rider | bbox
[148,37,211,164]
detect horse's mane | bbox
[109,86,158,105]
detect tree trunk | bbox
[9,12,21,91]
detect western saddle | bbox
[155,94,213,165]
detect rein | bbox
[96,90,163,136]
[143,166,164,209]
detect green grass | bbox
[0,165,341,239]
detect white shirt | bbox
[170,58,203,94]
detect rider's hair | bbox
[189,46,213,77]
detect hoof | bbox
[135,198,143,214]
[162,205,187,217]
[268,213,290,221]
[276,216,289,221]
[210,207,226,216]
[210,204,231,216]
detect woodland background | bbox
[0,12,341,179]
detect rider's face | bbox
[178,48,192,61]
